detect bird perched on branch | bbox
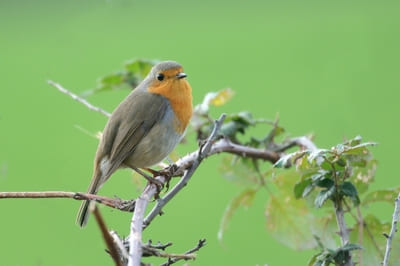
[77,61,193,227]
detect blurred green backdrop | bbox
[1,0,399,265]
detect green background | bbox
[1,0,399,265]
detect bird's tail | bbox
[76,167,103,228]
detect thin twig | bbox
[48,80,111,117]
[143,245,196,260]
[92,205,124,266]
[160,239,206,266]
[143,114,226,228]
[110,231,129,264]
[383,192,400,266]
[0,191,135,211]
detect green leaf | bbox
[332,243,362,265]
[82,58,157,96]
[315,178,334,189]
[294,179,312,199]
[343,135,363,146]
[340,182,360,206]
[266,169,319,250]
[342,142,377,156]
[218,188,257,243]
[362,187,400,205]
[95,72,126,93]
[274,151,307,168]
[315,186,336,208]
[349,214,400,266]
[124,58,155,77]
[308,253,320,266]
[218,112,256,141]
[308,149,331,165]
[312,213,339,250]
[352,159,377,194]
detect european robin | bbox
[76,61,193,227]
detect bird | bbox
[76,61,193,227]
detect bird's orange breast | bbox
[147,69,193,134]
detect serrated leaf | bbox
[343,142,377,155]
[340,182,360,206]
[332,243,362,265]
[350,214,400,266]
[218,188,257,243]
[352,159,377,194]
[294,179,312,199]
[315,178,334,189]
[96,72,126,92]
[343,135,363,146]
[312,213,338,250]
[83,58,157,96]
[339,243,362,252]
[124,58,155,76]
[315,186,336,208]
[308,149,331,165]
[266,169,319,250]
[302,183,316,198]
[217,112,257,140]
[362,188,400,206]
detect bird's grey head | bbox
[151,61,182,73]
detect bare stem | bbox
[331,162,353,266]
[128,175,166,266]
[92,205,124,266]
[143,114,226,228]
[383,192,400,266]
[0,191,135,211]
[48,80,111,117]
[160,239,206,266]
[128,114,226,266]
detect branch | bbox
[160,239,206,266]
[143,114,227,228]
[330,163,353,266]
[48,80,111,117]
[128,175,167,266]
[383,192,400,266]
[128,114,226,266]
[0,191,135,212]
[92,205,124,266]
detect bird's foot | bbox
[133,167,163,196]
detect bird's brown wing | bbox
[98,90,169,180]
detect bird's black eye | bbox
[156,73,164,81]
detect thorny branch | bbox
[0,81,320,265]
[128,114,226,266]
[92,205,124,266]
[160,239,206,266]
[143,114,226,228]
[383,192,400,266]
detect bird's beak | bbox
[176,72,187,79]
